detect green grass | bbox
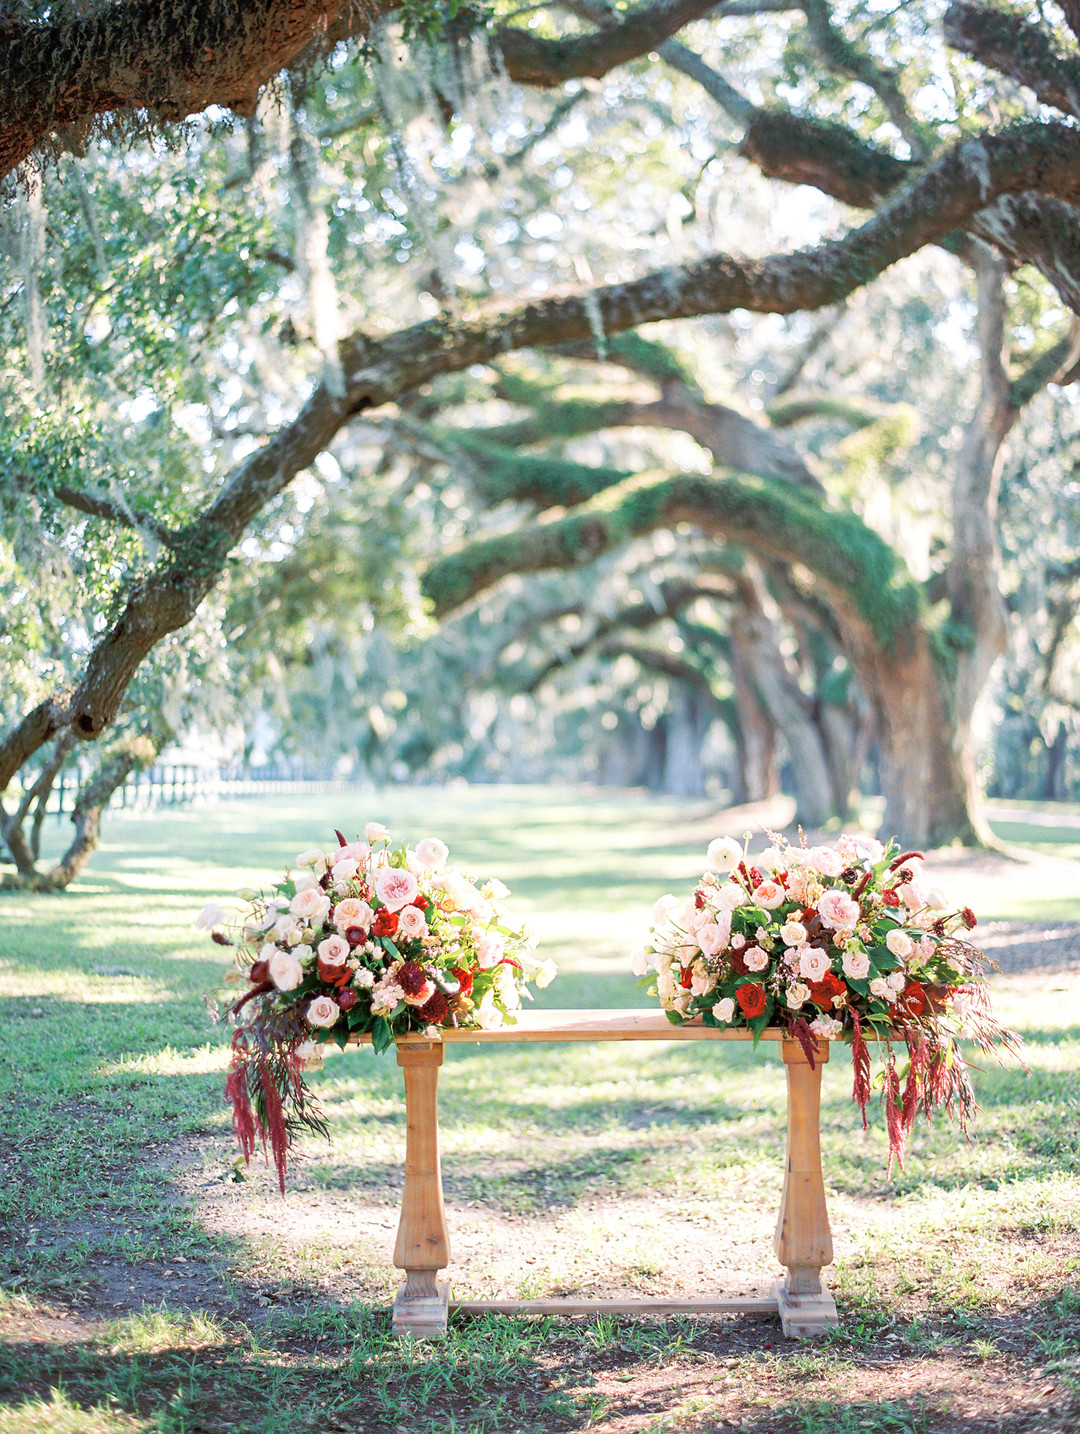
[1,788,1079,1432]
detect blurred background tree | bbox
[2,0,1080,884]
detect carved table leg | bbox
[772,1036,839,1338]
[392,1041,451,1338]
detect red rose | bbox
[736,983,768,1018]
[882,889,901,908]
[900,980,928,1016]
[372,908,398,937]
[679,965,694,989]
[451,966,473,995]
[318,958,352,987]
[808,972,845,1008]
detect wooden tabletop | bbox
[349,1008,787,1044]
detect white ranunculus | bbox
[534,959,558,989]
[195,901,229,931]
[414,837,450,871]
[652,894,681,926]
[706,836,743,872]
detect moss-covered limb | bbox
[944,2,1080,120]
[766,395,886,430]
[520,577,731,692]
[424,470,924,654]
[459,394,820,489]
[443,433,632,508]
[551,333,704,395]
[491,0,725,87]
[1009,325,1080,410]
[739,110,1080,315]
[657,39,755,124]
[800,0,925,156]
[0,0,373,186]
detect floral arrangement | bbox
[203,823,555,1191]
[632,831,1021,1171]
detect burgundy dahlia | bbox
[397,960,427,997]
[417,990,449,1024]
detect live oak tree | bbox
[4,0,1080,884]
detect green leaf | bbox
[664,1009,685,1026]
[332,1026,349,1051]
[381,936,400,960]
[371,1017,394,1054]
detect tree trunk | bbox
[729,617,780,805]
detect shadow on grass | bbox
[1,1283,1077,1434]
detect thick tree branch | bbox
[944,2,1080,120]
[0,0,372,186]
[51,481,179,548]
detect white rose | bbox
[730,933,746,950]
[496,963,522,1010]
[786,981,811,1010]
[842,948,870,980]
[318,934,350,967]
[484,877,510,899]
[295,848,327,870]
[292,870,320,893]
[331,859,360,883]
[711,996,736,1024]
[414,837,449,870]
[887,970,906,990]
[780,920,808,947]
[869,977,898,1002]
[656,968,677,1002]
[885,929,915,959]
[295,1039,324,1069]
[333,898,373,935]
[690,966,718,996]
[290,887,332,925]
[269,948,303,991]
[397,905,428,941]
[475,992,505,1030]
[706,836,743,872]
[364,822,390,843]
[306,994,340,1028]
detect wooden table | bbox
[352,1010,838,1340]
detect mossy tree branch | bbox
[944,2,1080,121]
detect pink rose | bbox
[290,887,331,924]
[809,846,845,878]
[306,995,340,1028]
[374,868,420,912]
[397,905,428,941]
[799,948,831,981]
[696,917,731,957]
[842,948,870,980]
[317,934,350,967]
[333,842,369,866]
[817,889,860,930]
[476,934,505,969]
[752,879,787,910]
[743,944,769,972]
[268,948,303,991]
[334,898,372,934]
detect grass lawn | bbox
[1,788,1078,1433]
